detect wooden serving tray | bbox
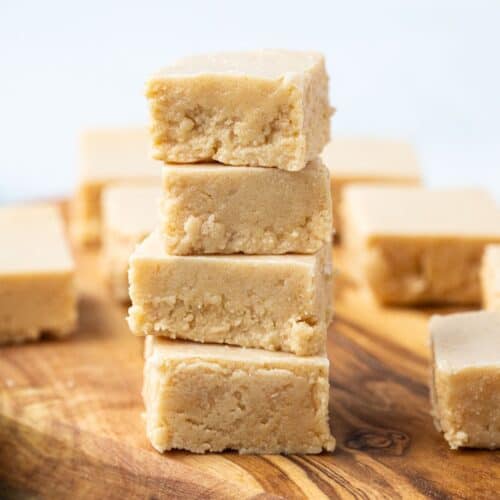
[0,208,498,499]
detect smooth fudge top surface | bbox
[431,311,500,371]
[102,185,161,236]
[153,49,324,80]
[80,128,161,181]
[322,138,421,180]
[145,336,328,366]
[133,230,327,267]
[0,204,74,274]
[345,186,500,239]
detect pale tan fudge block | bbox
[0,205,76,344]
[72,128,161,245]
[101,185,161,302]
[143,336,335,454]
[128,231,332,355]
[342,186,500,305]
[322,138,421,235]
[146,50,332,171]
[481,245,500,311]
[430,311,500,449]
[161,159,332,255]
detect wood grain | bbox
[0,208,499,499]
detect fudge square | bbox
[72,127,160,245]
[146,50,332,171]
[0,205,76,344]
[161,159,332,255]
[430,311,500,450]
[481,245,500,311]
[342,186,500,305]
[101,185,161,302]
[128,231,332,356]
[321,138,421,236]
[143,336,336,454]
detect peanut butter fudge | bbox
[72,128,160,245]
[161,159,331,255]
[146,50,332,171]
[128,231,332,355]
[322,138,421,235]
[102,185,161,302]
[430,311,500,449]
[342,186,500,305]
[0,205,76,344]
[481,245,500,311]
[143,336,335,454]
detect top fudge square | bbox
[146,50,332,171]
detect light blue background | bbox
[1,0,499,203]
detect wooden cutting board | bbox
[0,212,498,499]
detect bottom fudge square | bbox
[430,311,500,449]
[143,337,336,454]
[128,231,332,356]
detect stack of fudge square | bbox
[126,50,337,454]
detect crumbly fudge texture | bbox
[72,128,160,245]
[101,185,161,302]
[128,232,332,356]
[161,159,331,255]
[481,245,500,311]
[146,50,332,171]
[430,311,500,449]
[321,138,421,236]
[0,205,76,344]
[342,186,500,305]
[143,337,336,454]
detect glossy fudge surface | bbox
[146,50,332,171]
[143,337,336,454]
[430,311,500,449]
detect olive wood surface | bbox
[0,207,498,499]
